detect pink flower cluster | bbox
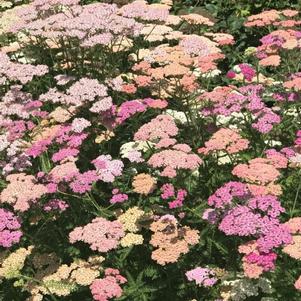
[219,205,263,236]
[239,241,277,278]
[256,29,301,67]
[40,78,108,109]
[205,154,292,277]
[295,130,301,146]
[134,114,178,142]
[247,195,285,218]
[43,199,69,212]
[207,181,248,209]
[27,124,87,162]
[160,184,187,208]
[186,267,217,287]
[90,268,127,301]
[218,204,291,254]
[0,0,300,299]
[201,85,281,133]
[0,208,22,248]
[70,170,99,194]
[120,1,169,21]
[133,114,202,177]
[227,64,256,81]
[239,64,256,81]
[148,148,202,178]
[245,251,277,271]
[13,1,143,47]
[211,198,290,252]
[69,217,124,252]
[0,86,42,120]
[116,98,168,125]
[71,118,91,133]
[110,189,128,204]
[0,52,48,84]
[45,155,123,195]
[92,155,124,183]
[207,181,291,253]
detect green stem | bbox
[19,275,58,301]
[290,171,301,218]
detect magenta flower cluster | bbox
[0,208,22,248]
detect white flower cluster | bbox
[221,277,273,301]
[120,140,154,162]
[216,112,246,128]
[165,109,188,124]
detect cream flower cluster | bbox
[118,207,145,248]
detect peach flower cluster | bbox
[232,158,280,185]
[181,13,214,26]
[232,151,287,196]
[245,9,300,27]
[256,29,301,67]
[0,173,48,211]
[129,31,225,97]
[150,215,199,265]
[295,275,301,291]
[284,75,301,91]
[283,218,301,260]
[132,173,157,195]
[286,217,301,290]
[198,128,249,155]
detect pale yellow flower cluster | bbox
[0,1,12,9]
[118,207,145,247]
[95,130,115,144]
[112,37,133,52]
[27,255,104,300]
[120,232,144,248]
[0,4,25,35]
[0,247,33,279]
[220,277,273,301]
[49,106,73,123]
[118,206,144,232]
[141,24,179,42]
[30,122,61,143]
[181,13,214,26]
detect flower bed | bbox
[0,0,301,300]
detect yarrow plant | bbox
[0,0,300,300]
